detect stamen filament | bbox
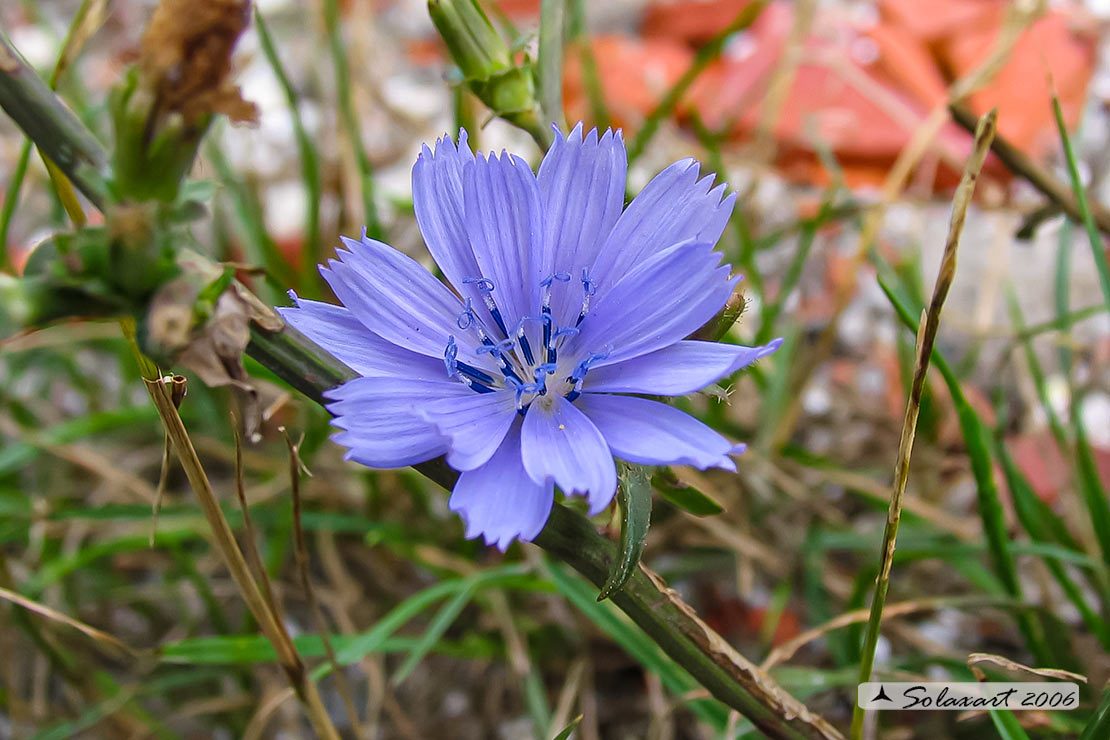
[457,361,495,385]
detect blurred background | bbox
[2,0,1110,738]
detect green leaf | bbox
[1052,94,1110,316]
[995,439,1109,647]
[654,467,724,516]
[550,715,582,740]
[1074,407,1110,569]
[598,463,653,601]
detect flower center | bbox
[443,273,606,410]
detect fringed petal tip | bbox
[730,442,748,457]
[416,129,472,160]
[550,120,625,146]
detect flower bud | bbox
[428,0,541,131]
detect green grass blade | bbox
[995,440,1109,646]
[1005,287,1069,450]
[625,0,767,164]
[566,0,610,129]
[550,715,582,740]
[0,139,32,270]
[756,192,835,345]
[0,406,156,475]
[205,139,297,293]
[254,8,323,291]
[335,565,530,665]
[1080,683,1110,740]
[323,0,383,239]
[654,467,724,516]
[756,324,798,451]
[989,709,1032,740]
[1052,94,1110,315]
[1073,407,1110,569]
[1054,219,1074,375]
[538,0,566,132]
[390,582,477,685]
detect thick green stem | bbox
[0,35,110,209]
[0,51,842,740]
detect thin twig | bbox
[151,375,186,546]
[949,101,1110,239]
[850,109,998,740]
[232,417,281,619]
[966,652,1087,684]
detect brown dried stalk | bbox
[143,376,340,740]
[284,428,366,740]
[850,108,998,739]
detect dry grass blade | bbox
[151,375,187,546]
[548,659,587,739]
[143,377,341,740]
[0,585,137,660]
[761,595,1015,671]
[752,0,815,158]
[284,427,365,740]
[967,653,1087,684]
[850,108,998,740]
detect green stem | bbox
[255,7,323,295]
[566,0,610,129]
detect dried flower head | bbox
[139,0,257,126]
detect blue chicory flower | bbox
[280,123,782,550]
